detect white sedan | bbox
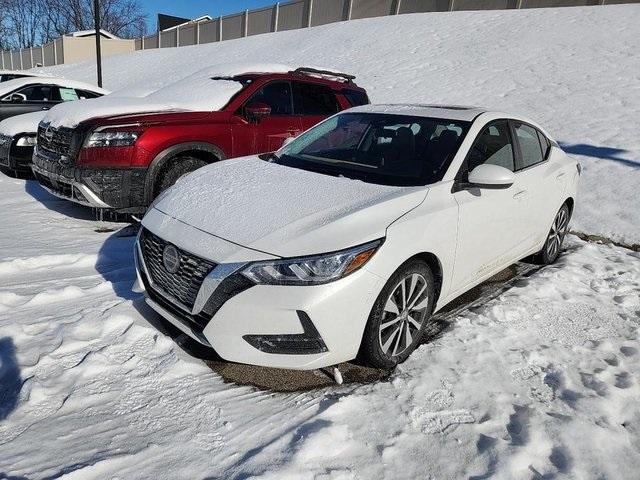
[134,105,579,370]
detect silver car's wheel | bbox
[359,260,435,369]
[378,273,430,357]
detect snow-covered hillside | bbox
[38,4,640,245]
[1,5,639,480]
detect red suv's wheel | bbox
[155,156,208,199]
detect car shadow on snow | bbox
[0,337,21,422]
[559,142,640,169]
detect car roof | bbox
[347,104,487,121]
[0,76,110,97]
[0,70,42,77]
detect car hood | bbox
[151,156,428,258]
[43,95,192,129]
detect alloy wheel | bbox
[378,273,430,358]
[546,206,569,259]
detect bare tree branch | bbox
[0,0,147,50]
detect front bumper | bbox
[134,221,384,370]
[0,138,34,173]
[32,149,147,211]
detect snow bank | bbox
[43,62,295,128]
[0,111,46,137]
[37,5,640,244]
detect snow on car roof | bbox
[43,62,303,128]
[0,110,47,137]
[0,76,109,98]
[0,70,43,77]
[348,104,487,122]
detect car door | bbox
[450,120,529,293]
[293,81,341,131]
[0,84,57,121]
[232,81,302,156]
[510,121,565,248]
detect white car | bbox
[134,105,579,370]
[0,76,108,122]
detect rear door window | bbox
[293,82,340,115]
[513,122,544,170]
[537,130,551,159]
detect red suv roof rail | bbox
[290,67,356,83]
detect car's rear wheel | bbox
[155,156,208,199]
[359,260,435,369]
[532,203,571,265]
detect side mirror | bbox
[8,93,27,103]
[467,164,514,189]
[245,102,271,122]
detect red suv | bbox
[31,68,368,214]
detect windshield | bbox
[270,112,470,186]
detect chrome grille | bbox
[37,123,74,159]
[140,228,216,310]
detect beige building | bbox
[1,30,135,71]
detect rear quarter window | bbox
[343,89,369,107]
[293,82,340,115]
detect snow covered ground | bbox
[1,4,639,479]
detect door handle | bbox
[513,190,528,200]
[556,172,565,181]
[41,107,50,110]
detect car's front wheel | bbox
[359,260,435,369]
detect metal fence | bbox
[131,0,638,51]
[1,0,637,69]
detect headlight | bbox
[241,239,383,285]
[16,135,37,147]
[85,130,140,148]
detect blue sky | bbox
[140,0,278,31]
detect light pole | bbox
[94,0,103,87]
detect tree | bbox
[0,0,147,50]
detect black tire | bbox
[531,203,571,265]
[358,260,435,369]
[155,156,208,199]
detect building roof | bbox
[69,29,121,40]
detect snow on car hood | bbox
[0,110,46,137]
[150,156,428,257]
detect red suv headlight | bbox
[85,130,141,148]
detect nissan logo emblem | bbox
[162,244,180,274]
